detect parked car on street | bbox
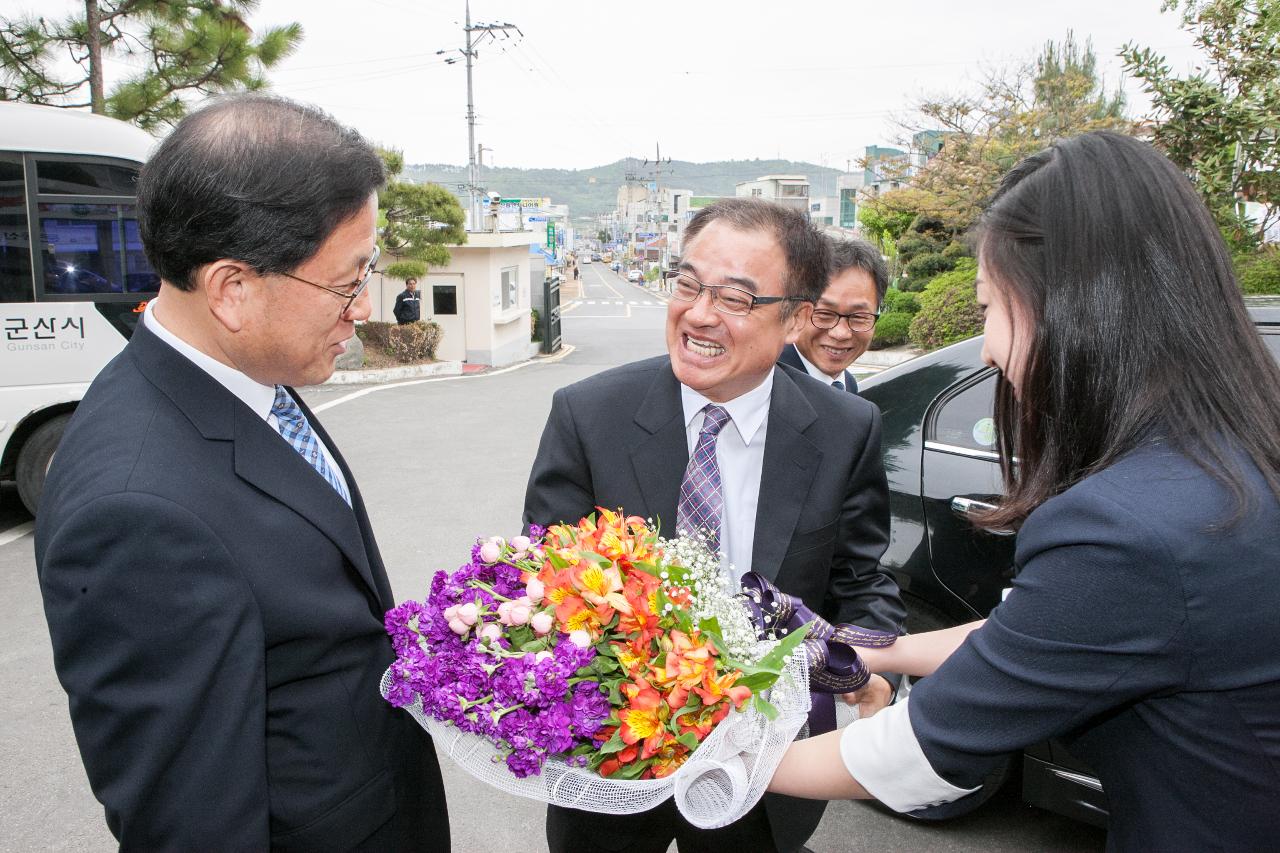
[858,296,1280,827]
[627,269,643,282]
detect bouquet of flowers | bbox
[381,509,812,825]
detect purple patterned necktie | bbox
[677,404,731,552]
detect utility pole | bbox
[438,2,519,230]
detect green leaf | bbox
[597,729,628,755]
[611,758,652,780]
[675,731,701,751]
[752,694,780,721]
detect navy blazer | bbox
[35,322,448,852]
[777,342,858,394]
[909,441,1280,851]
[523,355,904,851]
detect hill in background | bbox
[402,158,849,219]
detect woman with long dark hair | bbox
[767,131,1280,850]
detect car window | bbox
[927,370,999,454]
[1263,331,1279,364]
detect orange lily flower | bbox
[618,678,669,759]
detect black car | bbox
[858,296,1280,827]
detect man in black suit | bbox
[34,95,448,852]
[524,198,904,853]
[778,236,889,395]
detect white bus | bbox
[1,102,158,514]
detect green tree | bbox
[597,229,610,243]
[1121,0,1280,249]
[1,1,301,132]
[871,32,1132,232]
[378,148,466,280]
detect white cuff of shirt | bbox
[838,697,980,813]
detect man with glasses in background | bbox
[35,95,449,851]
[524,198,904,853]
[779,236,887,395]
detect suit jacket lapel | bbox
[629,364,689,535]
[296,393,395,609]
[231,403,386,608]
[752,366,822,582]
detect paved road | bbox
[0,262,1104,852]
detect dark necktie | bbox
[676,404,731,552]
[832,379,845,391]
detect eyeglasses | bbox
[663,270,802,316]
[810,307,880,333]
[279,245,380,316]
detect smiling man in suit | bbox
[34,95,448,852]
[524,198,904,853]
[778,236,888,395]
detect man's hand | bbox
[840,673,893,719]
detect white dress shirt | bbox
[142,299,350,496]
[679,372,773,583]
[794,346,845,386]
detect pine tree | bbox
[1,1,301,131]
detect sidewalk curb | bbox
[324,360,464,385]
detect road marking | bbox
[0,521,34,546]
[312,345,577,413]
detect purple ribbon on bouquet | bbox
[737,572,898,734]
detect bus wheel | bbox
[16,414,71,516]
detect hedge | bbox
[908,265,982,350]
[1234,249,1280,295]
[870,311,913,349]
[881,289,920,315]
[356,320,443,363]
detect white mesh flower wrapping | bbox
[382,646,810,828]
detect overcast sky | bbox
[7,0,1206,169]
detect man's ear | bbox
[783,301,812,345]
[201,260,256,333]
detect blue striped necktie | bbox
[271,386,351,506]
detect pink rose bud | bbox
[448,618,469,636]
[511,535,531,552]
[509,603,532,626]
[531,611,554,635]
[496,600,515,625]
[535,651,554,663]
[511,551,529,562]
[478,541,502,564]
[443,605,460,621]
[525,578,546,603]
[480,623,502,643]
[457,602,479,626]
[569,630,591,649]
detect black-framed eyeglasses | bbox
[663,270,802,317]
[810,306,880,333]
[279,245,380,316]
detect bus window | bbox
[1,157,34,302]
[39,202,136,294]
[36,159,140,196]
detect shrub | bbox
[911,213,947,236]
[530,308,542,342]
[894,234,937,265]
[942,240,971,259]
[1234,248,1280,295]
[356,320,443,363]
[881,289,920,315]
[644,265,660,282]
[870,311,913,349]
[904,252,955,284]
[908,265,982,350]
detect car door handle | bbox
[950,497,1015,536]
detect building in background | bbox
[734,174,810,215]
